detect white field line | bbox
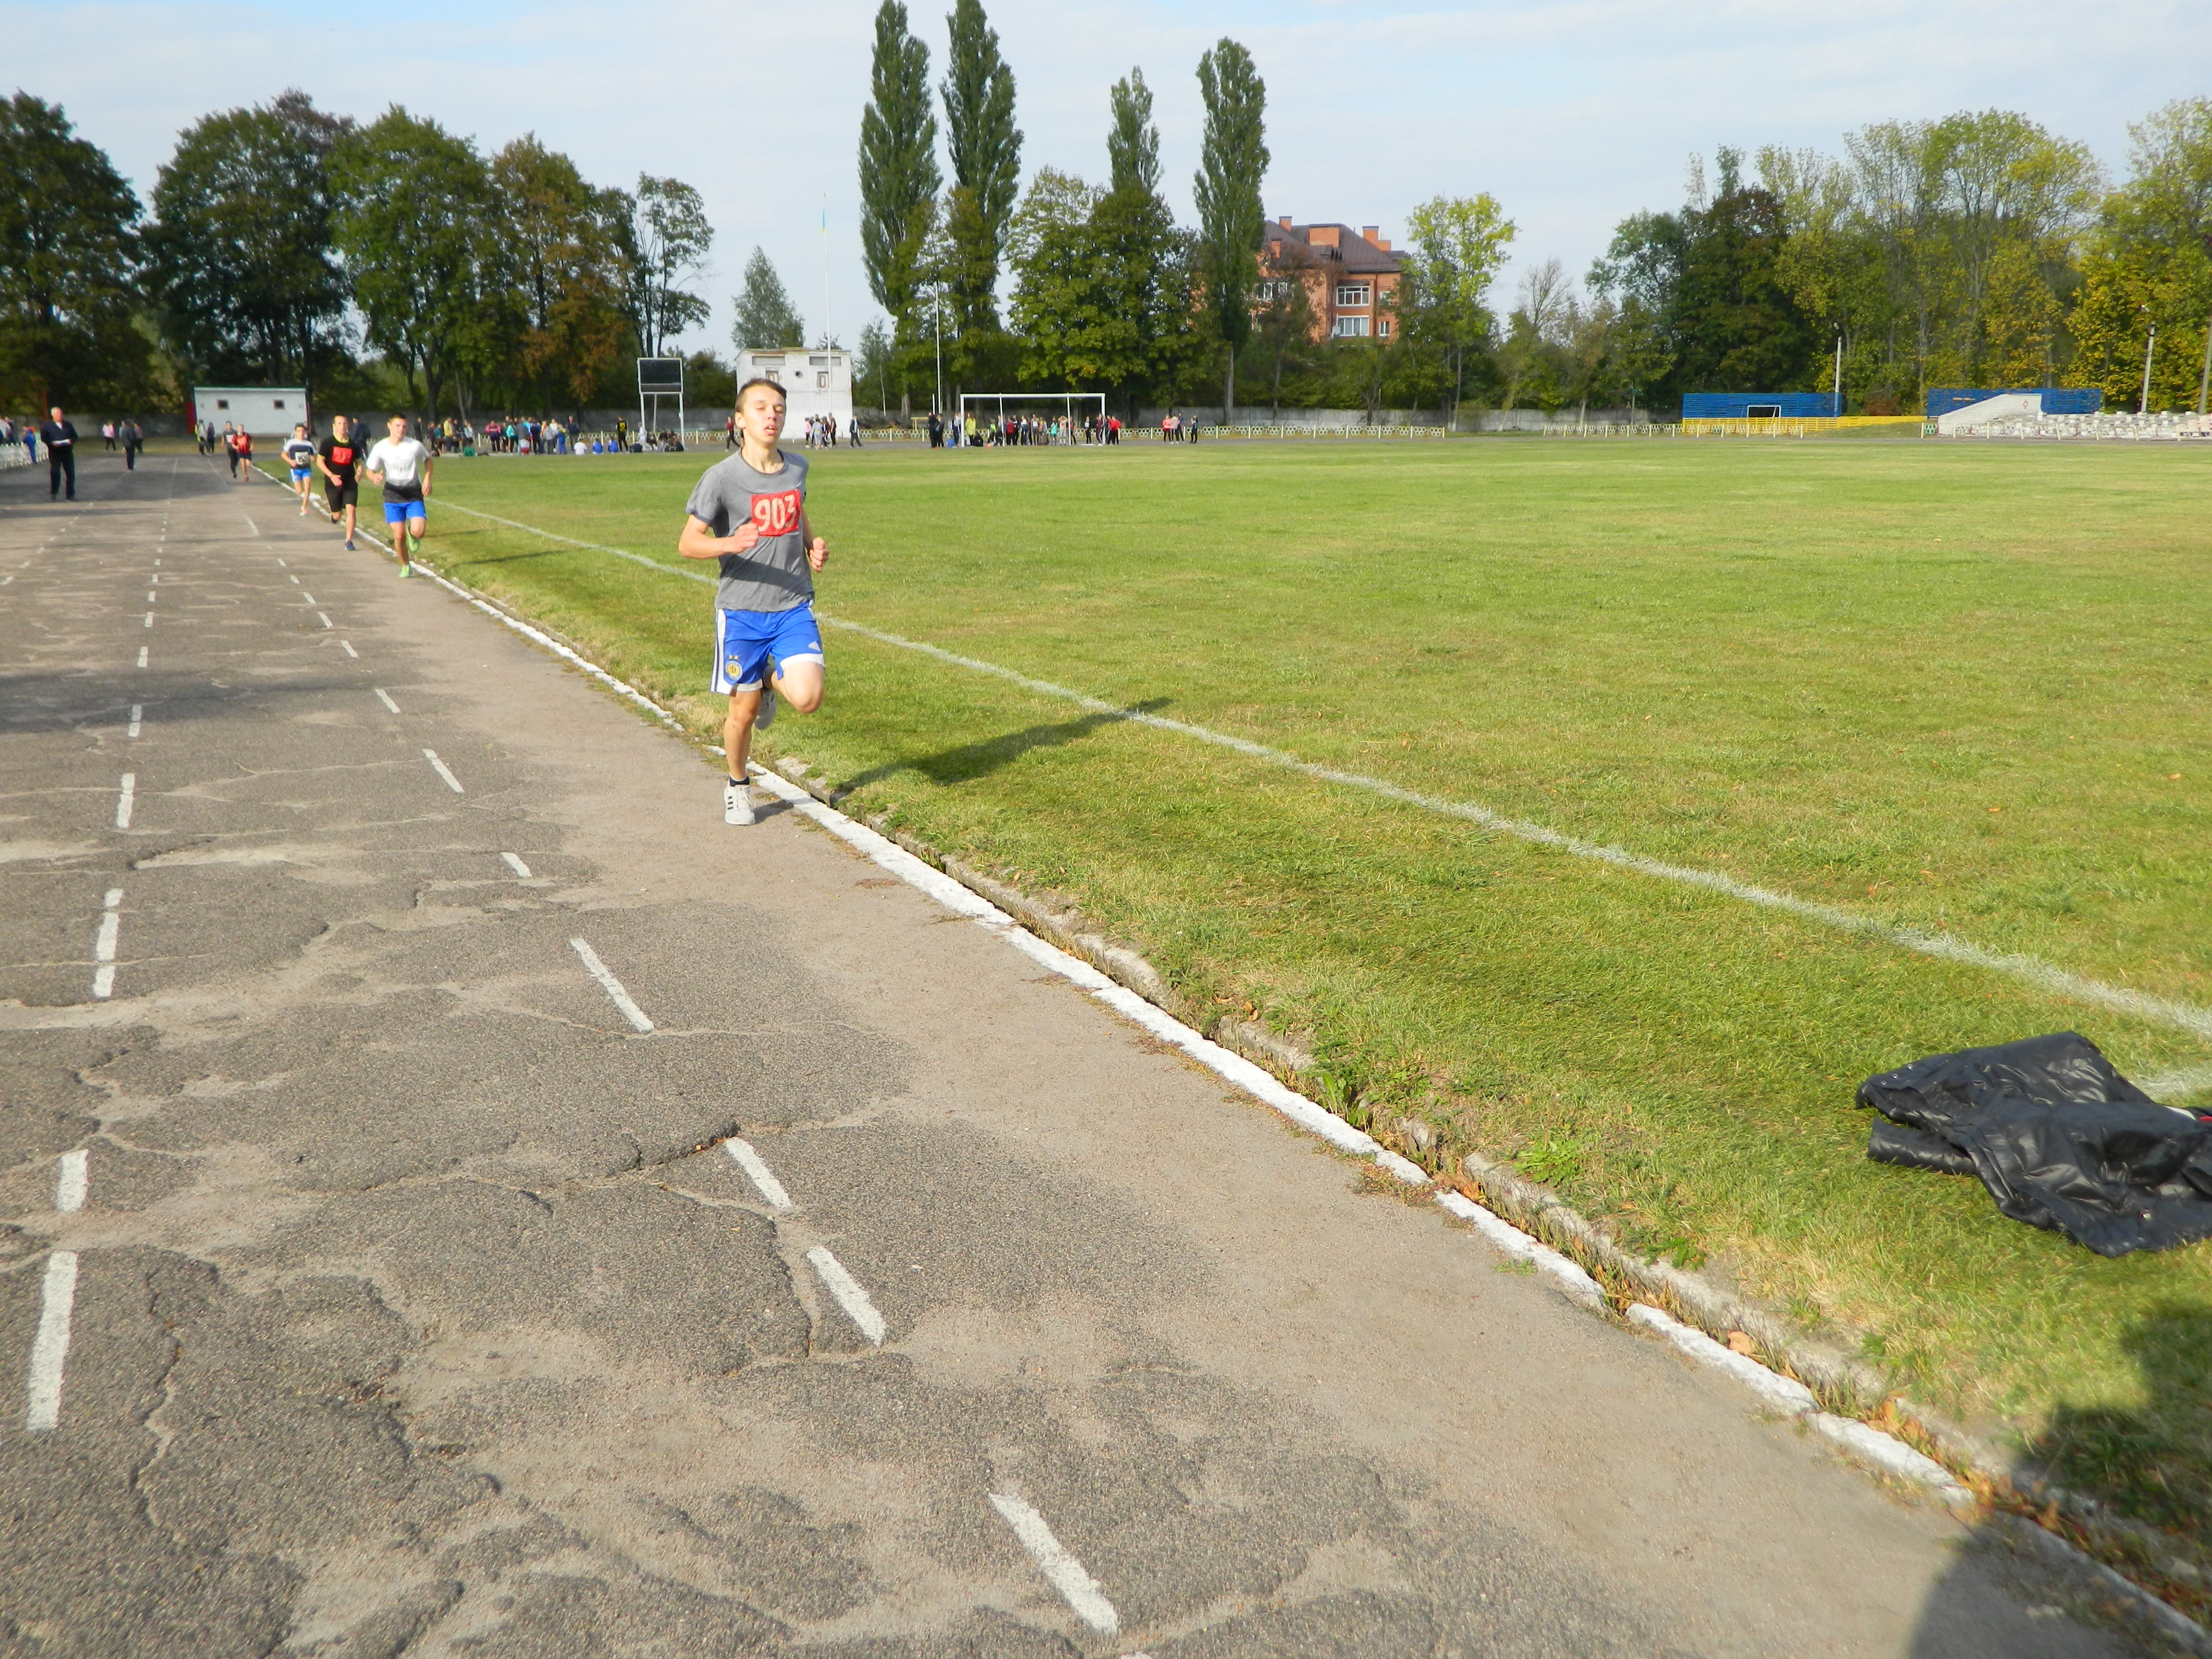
[114,773,135,830]
[145,590,155,603]
[54,1150,88,1213]
[2141,1063,2212,1101]
[1625,1303,1971,1506]
[316,612,332,630]
[24,1250,80,1431]
[91,888,121,1000]
[569,937,654,1033]
[430,500,2212,1049]
[421,749,465,793]
[374,688,400,714]
[804,1245,886,1345]
[339,641,358,658]
[724,1138,794,1211]
[141,612,152,628]
[135,646,147,668]
[126,704,141,738]
[301,591,315,604]
[988,1493,1121,1636]
[500,852,533,879]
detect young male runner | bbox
[676,377,828,826]
[233,427,253,478]
[315,416,363,548]
[364,415,433,575]
[282,423,316,514]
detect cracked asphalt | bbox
[0,452,2149,1657]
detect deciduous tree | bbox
[0,93,152,410]
[620,176,712,360]
[732,247,804,349]
[1107,69,1161,200]
[1399,193,1515,421]
[1194,38,1267,417]
[490,136,629,407]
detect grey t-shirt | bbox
[685,449,812,613]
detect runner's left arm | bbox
[800,513,828,572]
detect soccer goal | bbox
[957,392,1107,439]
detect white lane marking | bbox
[243,515,260,536]
[2142,1062,2212,1100]
[91,888,122,999]
[0,575,12,585]
[301,591,315,605]
[24,1250,80,1432]
[54,1150,88,1213]
[374,688,400,714]
[422,749,465,793]
[275,557,285,567]
[114,773,135,830]
[135,646,147,668]
[339,640,358,658]
[500,851,533,879]
[724,1138,794,1211]
[288,573,300,584]
[144,590,154,603]
[141,612,153,628]
[569,937,654,1032]
[434,501,2212,1046]
[988,1494,1120,1635]
[126,704,142,738]
[1436,1190,1604,1304]
[316,612,332,629]
[805,1246,886,1345]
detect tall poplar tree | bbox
[940,0,1020,333]
[732,248,804,349]
[1194,39,1268,416]
[859,0,940,352]
[1107,68,1161,200]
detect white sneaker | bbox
[724,780,755,825]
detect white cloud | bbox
[14,0,2204,349]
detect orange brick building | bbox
[1258,218,1405,342]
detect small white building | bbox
[190,386,310,438]
[735,349,853,434]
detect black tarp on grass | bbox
[1860,1032,2212,1257]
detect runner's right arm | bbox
[677,516,761,561]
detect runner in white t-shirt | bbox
[281,424,317,515]
[364,415,434,576]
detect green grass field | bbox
[399,435,2211,1572]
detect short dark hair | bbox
[736,377,786,407]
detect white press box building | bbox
[734,349,852,433]
[190,386,310,437]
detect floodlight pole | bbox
[932,296,943,419]
[2140,310,2156,415]
[1833,332,1843,416]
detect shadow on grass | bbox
[1910,1301,2212,1655]
[834,698,1171,794]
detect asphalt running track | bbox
[0,452,2147,1656]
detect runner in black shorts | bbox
[316,415,362,548]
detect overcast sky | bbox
[14,0,2206,357]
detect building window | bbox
[1331,315,1371,338]
[1377,317,1392,339]
[273,399,285,409]
[811,355,830,366]
[817,372,829,388]
[1335,284,1370,308]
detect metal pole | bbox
[1833,332,1843,416]
[2141,321,2157,415]
[933,300,943,419]
[2198,309,2211,415]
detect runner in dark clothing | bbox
[39,408,78,500]
[123,419,143,470]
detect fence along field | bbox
[407,434,2212,1581]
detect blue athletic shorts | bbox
[289,466,311,482]
[383,496,426,524]
[713,603,824,694]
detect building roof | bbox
[1262,220,1403,275]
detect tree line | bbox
[0,88,724,421]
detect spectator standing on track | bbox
[282,423,317,514]
[101,420,116,451]
[675,377,829,828]
[39,407,78,499]
[364,414,433,576]
[123,418,143,469]
[315,415,363,548]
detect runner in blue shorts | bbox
[677,377,829,825]
[364,415,434,576]
[281,423,317,516]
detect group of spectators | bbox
[794,413,862,449]
[923,410,1129,449]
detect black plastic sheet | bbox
[1858,1032,2212,1257]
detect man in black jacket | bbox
[39,408,77,500]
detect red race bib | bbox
[750,488,802,537]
